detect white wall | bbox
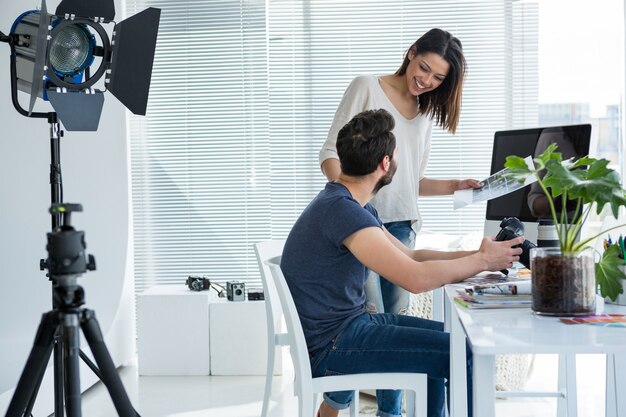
[0,0,135,414]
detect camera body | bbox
[494,217,536,269]
[186,275,210,291]
[227,281,245,301]
[247,288,264,301]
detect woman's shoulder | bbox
[349,74,379,88]
[341,75,380,100]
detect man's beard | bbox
[373,159,397,194]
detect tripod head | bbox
[40,203,96,284]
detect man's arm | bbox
[344,226,523,293]
[419,177,480,196]
[382,226,476,261]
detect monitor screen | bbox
[485,124,591,223]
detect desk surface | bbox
[445,285,626,355]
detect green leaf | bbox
[537,142,561,166]
[595,245,626,301]
[503,155,534,184]
[503,143,626,256]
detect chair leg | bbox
[300,393,315,417]
[406,389,415,417]
[314,393,321,412]
[261,344,276,417]
[350,390,359,417]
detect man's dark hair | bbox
[336,109,396,176]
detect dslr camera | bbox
[495,217,536,270]
[186,275,210,291]
[227,281,245,301]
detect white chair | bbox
[254,240,288,417]
[265,256,428,417]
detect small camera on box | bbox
[186,276,210,291]
[226,281,245,301]
[248,288,264,301]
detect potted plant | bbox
[504,143,626,315]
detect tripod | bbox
[1,39,139,417]
[5,204,137,417]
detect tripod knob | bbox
[50,203,82,214]
[87,254,96,271]
[50,203,83,230]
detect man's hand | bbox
[477,236,524,271]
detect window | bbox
[128,0,269,291]
[127,1,622,291]
[537,0,624,168]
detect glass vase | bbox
[530,247,596,316]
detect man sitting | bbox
[281,108,523,417]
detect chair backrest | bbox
[254,240,286,339]
[266,257,314,396]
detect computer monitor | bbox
[483,124,592,243]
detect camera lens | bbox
[537,219,559,248]
[235,289,242,296]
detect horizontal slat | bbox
[127,0,541,291]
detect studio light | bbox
[3,0,160,131]
[1,1,160,415]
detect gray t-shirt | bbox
[281,182,382,352]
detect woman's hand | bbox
[455,178,481,190]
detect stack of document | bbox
[454,279,532,309]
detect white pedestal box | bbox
[137,285,212,375]
[209,298,282,376]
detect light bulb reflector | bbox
[49,24,92,75]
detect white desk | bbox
[445,285,626,417]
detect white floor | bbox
[76,353,607,417]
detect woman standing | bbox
[319,28,480,315]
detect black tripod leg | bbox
[79,349,104,380]
[54,327,66,417]
[63,314,82,417]
[5,311,58,417]
[21,327,61,417]
[80,310,139,417]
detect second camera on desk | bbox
[227,281,245,301]
[187,276,211,291]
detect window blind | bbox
[127,0,538,292]
[127,0,270,292]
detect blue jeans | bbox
[365,221,414,314]
[310,313,473,417]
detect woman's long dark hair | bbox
[395,28,466,134]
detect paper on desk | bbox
[453,156,537,210]
[461,274,532,295]
[474,280,532,295]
